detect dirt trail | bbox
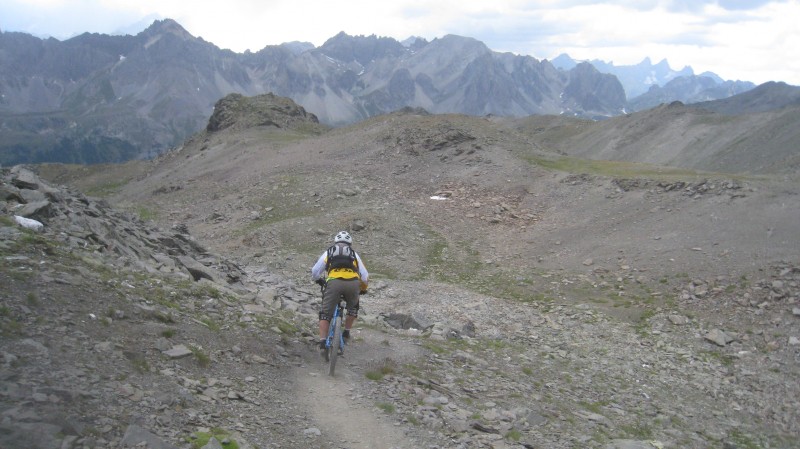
[291,328,425,449]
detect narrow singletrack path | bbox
[291,327,426,449]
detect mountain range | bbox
[0,18,786,165]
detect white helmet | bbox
[334,231,352,244]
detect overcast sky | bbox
[2,0,798,86]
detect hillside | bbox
[3,94,799,449]
[509,101,800,176]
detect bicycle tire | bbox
[328,314,342,376]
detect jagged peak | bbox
[318,32,405,65]
[141,18,194,41]
[428,34,489,54]
[400,36,426,47]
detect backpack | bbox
[326,242,357,271]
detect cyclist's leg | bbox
[341,281,361,336]
[319,280,345,342]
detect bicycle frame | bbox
[324,299,346,376]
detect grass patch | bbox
[505,429,522,442]
[0,318,23,337]
[161,329,176,338]
[365,371,384,381]
[619,421,654,440]
[189,345,211,368]
[199,317,221,332]
[366,358,397,381]
[580,400,610,414]
[26,292,39,306]
[136,207,158,221]
[524,154,724,181]
[192,284,223,300]
[430,251,553,304]
[633,308,657,335]
[700,350,736,367]
[376,402,395,413]
[422,341,447,354]
[131,357,150,373]
[153,310,177,324]
[276,319,298,335]
[188,428,239,449]
[85,180,127,197]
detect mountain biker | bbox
[310,231,369,354]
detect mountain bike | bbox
[322,296,346,376]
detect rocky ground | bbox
[2,99,800,449]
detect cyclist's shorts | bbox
[320,278,360,320]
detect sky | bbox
[2,0,799,86]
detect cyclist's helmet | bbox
[334,231,352,244]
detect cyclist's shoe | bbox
[318,339,327,356]
[342,329,350,340]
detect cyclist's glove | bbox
[315,279,326,287]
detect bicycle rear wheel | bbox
[328,315,342,376]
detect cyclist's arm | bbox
[310,252,328,281]
[355,253,369,286]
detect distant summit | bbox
[628,75,755,112]
[553,54,698,99]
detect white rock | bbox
[14,215,43,232]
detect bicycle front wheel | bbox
[328,315,342,376]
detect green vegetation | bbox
[153,310,176,324]
[633,308,657,336]
[130,357,150,374]
[524,154,718,182]
[188,428,240,449]
[189,345,211,368]
[0,316,23,337]
[725,431,762,449]
[199,317,220,332]
[619,421,654,439]
[85,180,127,197]
[417,231,560,303]
[376,402,396,413]
[366,358,396,381]
[580,400,610,414]
[136,207,158,221]
[275,319,298,335]
[700,349,736,367]
[421,341,447,354]
[505,429,522,442]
